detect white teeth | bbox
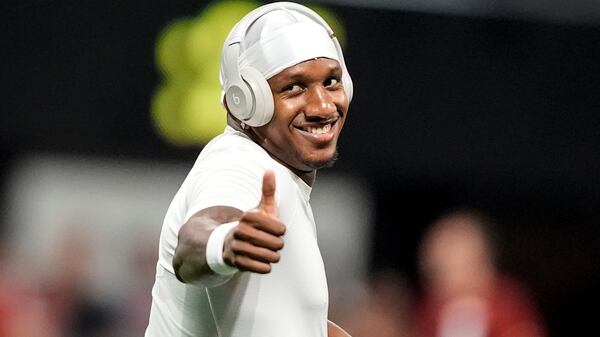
[303,123,331,135]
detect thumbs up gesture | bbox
[222,170,286,274]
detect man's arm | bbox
[173,171,285,286]
[328,320,352,337]
[173,205,241,285]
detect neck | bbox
[227,115,316,186]
[260,145,317,186]
[293,167,316,186]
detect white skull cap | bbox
[220,8,340,89]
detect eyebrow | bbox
[280,63,342,82]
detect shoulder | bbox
[492,275,540,315]
[198,127,272,168]
[188,127,305,205]
[185,127,279,196]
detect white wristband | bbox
[206,221,239,276]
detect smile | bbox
[293,120,338,143]
[301,123,332,135]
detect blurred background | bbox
[2,0,599,336]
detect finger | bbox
[258,170,277,215]
[233,223,285,251]
[233,255,273,274]
[241,211,286,236]
[229,240,281,263]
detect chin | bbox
[303,150,339,170]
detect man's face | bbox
[252,58,349,172]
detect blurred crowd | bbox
[0,207,546,337]
[334,208,547,337]
[0,227,156,337]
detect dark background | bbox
[2,1,599,335]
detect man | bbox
[413,209,546,337]
[145,2,353,336]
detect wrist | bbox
[206,221,239,275]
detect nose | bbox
[304,86,336,119]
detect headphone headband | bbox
[228,2,335,44]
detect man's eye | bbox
[283,84,303,93]
[324,78,340,87]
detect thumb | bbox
[258,170,277,215]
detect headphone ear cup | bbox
[225,79,254,122]
[240,67,274,127]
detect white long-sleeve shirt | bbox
[145,126,328,337]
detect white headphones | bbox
[222,2,353,127]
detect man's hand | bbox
[222,170,286,273]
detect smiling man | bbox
[145,2,353,337]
